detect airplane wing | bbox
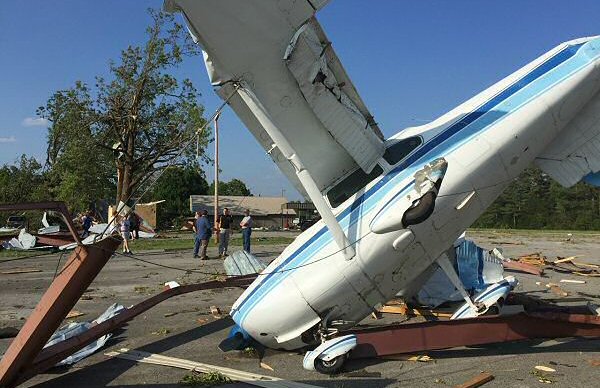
[535,91,600,187]
[164,0,384,197]
[165,0,385,257]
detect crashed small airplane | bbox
[165,0,600,373]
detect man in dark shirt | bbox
[81,211,93,238]
[193,210,212,260]
[218,207,233,258]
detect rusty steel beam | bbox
[0,201,81,244]
[34,234,75,247]
[12,274,257,387]
[350,312,600,359]
[0,236,120,387]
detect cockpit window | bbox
[383,136,423,166]
[327,165,383,208]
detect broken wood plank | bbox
[553,256,577,264]
[379,304,452,318]
[502,260,543,276]
[560,279,586,284]
[105,348,319,388]
[0,268,41,275]
[66,310,85,319]
[454,372,494,388]
[534,365,556,372]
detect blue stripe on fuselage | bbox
[233,40,592,325]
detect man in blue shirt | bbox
[193,209,212,260]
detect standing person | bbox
[218,208,233,258]
[193,209,212,260]
[81,211,94,239]
[240,209,253,253]
[128,211,140,240]
[119,215,132,254]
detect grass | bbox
[179,371,231,386]
[127,235,295,252]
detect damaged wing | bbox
[164,0,384,198]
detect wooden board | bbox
[454,372,494,388]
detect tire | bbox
[314,354,347,374]
[402,190,437,227]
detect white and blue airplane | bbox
[166,0,600,373]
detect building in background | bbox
[189,195,295,229]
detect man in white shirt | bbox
[240,209,253,253]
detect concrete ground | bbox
[1,230,599,387]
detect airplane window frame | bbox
[326,164,384,209]
[383,136,423,166]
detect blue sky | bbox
[2,1,600,200]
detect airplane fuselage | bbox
[231,37,600,350]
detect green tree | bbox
[38,9,209,207]
[0,155,50,204]
[150,166,209,227]
[208,178,252,196]
[39,83,115,211]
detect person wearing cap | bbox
[193,209,212,260]
[240,209,253,253]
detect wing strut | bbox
[237,85,355,260]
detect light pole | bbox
[214,112,220,242]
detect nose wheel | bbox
[303,334,357,373]
[314,354,347,374]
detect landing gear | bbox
[314,354,347,374]
[302,334,357,373]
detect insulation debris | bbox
[43,303,125,366]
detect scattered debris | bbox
[379,303,453,318]
[151,327,170,336]
[531,369,555,384]
[44,303,125,366]
[180,371,231,386]
[546,283,568,297]
[559,279,585,284]
[588,359,600,367]
[382,354,433,362]
[105,348,321,387]
[0,327,20,339]
[535,366,556,373]
[164,281,181,290]
[210,306,221,317]
[454,372,494,388]
[239,347,259,359]
[259,361,274,371]
[515,252,547,267]
[164,312,178,318]
[0,268,42,275]
[66,310,85,319]
[224,250,266,276]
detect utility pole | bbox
[214,112,220,242]
[281,189,286,230]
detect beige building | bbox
[189,195,295,229]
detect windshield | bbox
[383,136,422,166]
[327,165,383,208]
